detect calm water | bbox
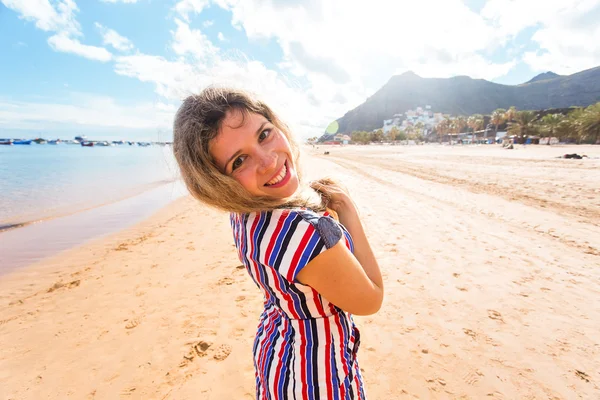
[0,144,180,228]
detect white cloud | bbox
[1,0,80,35]
[95,22,134,52]
[174,0,210,22]
[48,34,113,62]
[203,20,214,27]
[482,0,600,74]
[217,32,226,41]
[100,0,140,3]
[112,20,357,138]
[171,18,218,60]
[3,0,116,63]
[0,94,175,132]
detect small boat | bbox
[13,140,32,145]
[74,135,87,143]
[81,141,94,147]
[0,139,13,145]
[95,141,111,147]
[48,139,61,145]
[33,138,47,144]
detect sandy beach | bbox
[1,144,599,399]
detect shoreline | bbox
[1,147,599,399]
[0,180,187,274]
[0,178,180,233]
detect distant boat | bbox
[95,141,111,147]
[33,138,47,144]
[74,135,87,142]
[13,140,32,145]
[48,139,61,145]
[0,139,13,145]
[65,139,80,144]
[137,142,151,147]
[81,141,94,147]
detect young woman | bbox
[173,87,383,399]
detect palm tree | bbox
[505,106,517,123]
[565,108,586,143]
[540,113,564,144]
[491,108,507,139]
[437,118,450,143]
[508,111,538,143]
[388,126,400,142]
[467,114,484,143]
[579,102,600,144]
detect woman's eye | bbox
[232,155,246,171]
[259,129,271,141]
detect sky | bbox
[1,0,600,141]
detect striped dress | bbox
[230,208,366,399]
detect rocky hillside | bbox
[334,66,600,134]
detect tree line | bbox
[344,102,600,145]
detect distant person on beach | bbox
[173,87,383,399]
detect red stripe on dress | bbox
[257,313,278,388]
[353,363,361,398]
[324,317,333,400]
[286,225,314,282]
[263,212,301,320]
[333,311,350,400]
[272,319,288,400]
[312,288,326,317]
[265,210,288,262]
[298,321,308,399]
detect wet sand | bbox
[1,144,599,399]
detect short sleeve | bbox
[258,209,343,283]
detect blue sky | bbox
[1,0,599,140]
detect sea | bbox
[0,143,188,273]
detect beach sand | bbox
[1,144,599,399]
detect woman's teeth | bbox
[266,163,287,186]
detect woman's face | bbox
[210,109,300,199]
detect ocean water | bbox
[0,144,181,228]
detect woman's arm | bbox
[336,202,384,295]
[296,183,384,315]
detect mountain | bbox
[525,71,561,84]
[333,66,600,134]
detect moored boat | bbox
[14,140,32,145]
[0,139,13,145]
[81,141,94,147]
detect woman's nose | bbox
[257,151,277,174]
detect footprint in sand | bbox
[487,310,504,322]
[218,277,235,286]
[213,344,232,361]
[47,279,81,293]
[463,328,477,339]
[463,370,484,385]
[125,317,141,330]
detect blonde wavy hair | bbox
[173,87,336,214]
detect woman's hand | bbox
[310,179,359,227]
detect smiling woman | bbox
[173,87,383,399]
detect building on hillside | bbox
[323,134,351,145]
[383,113,403,134]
